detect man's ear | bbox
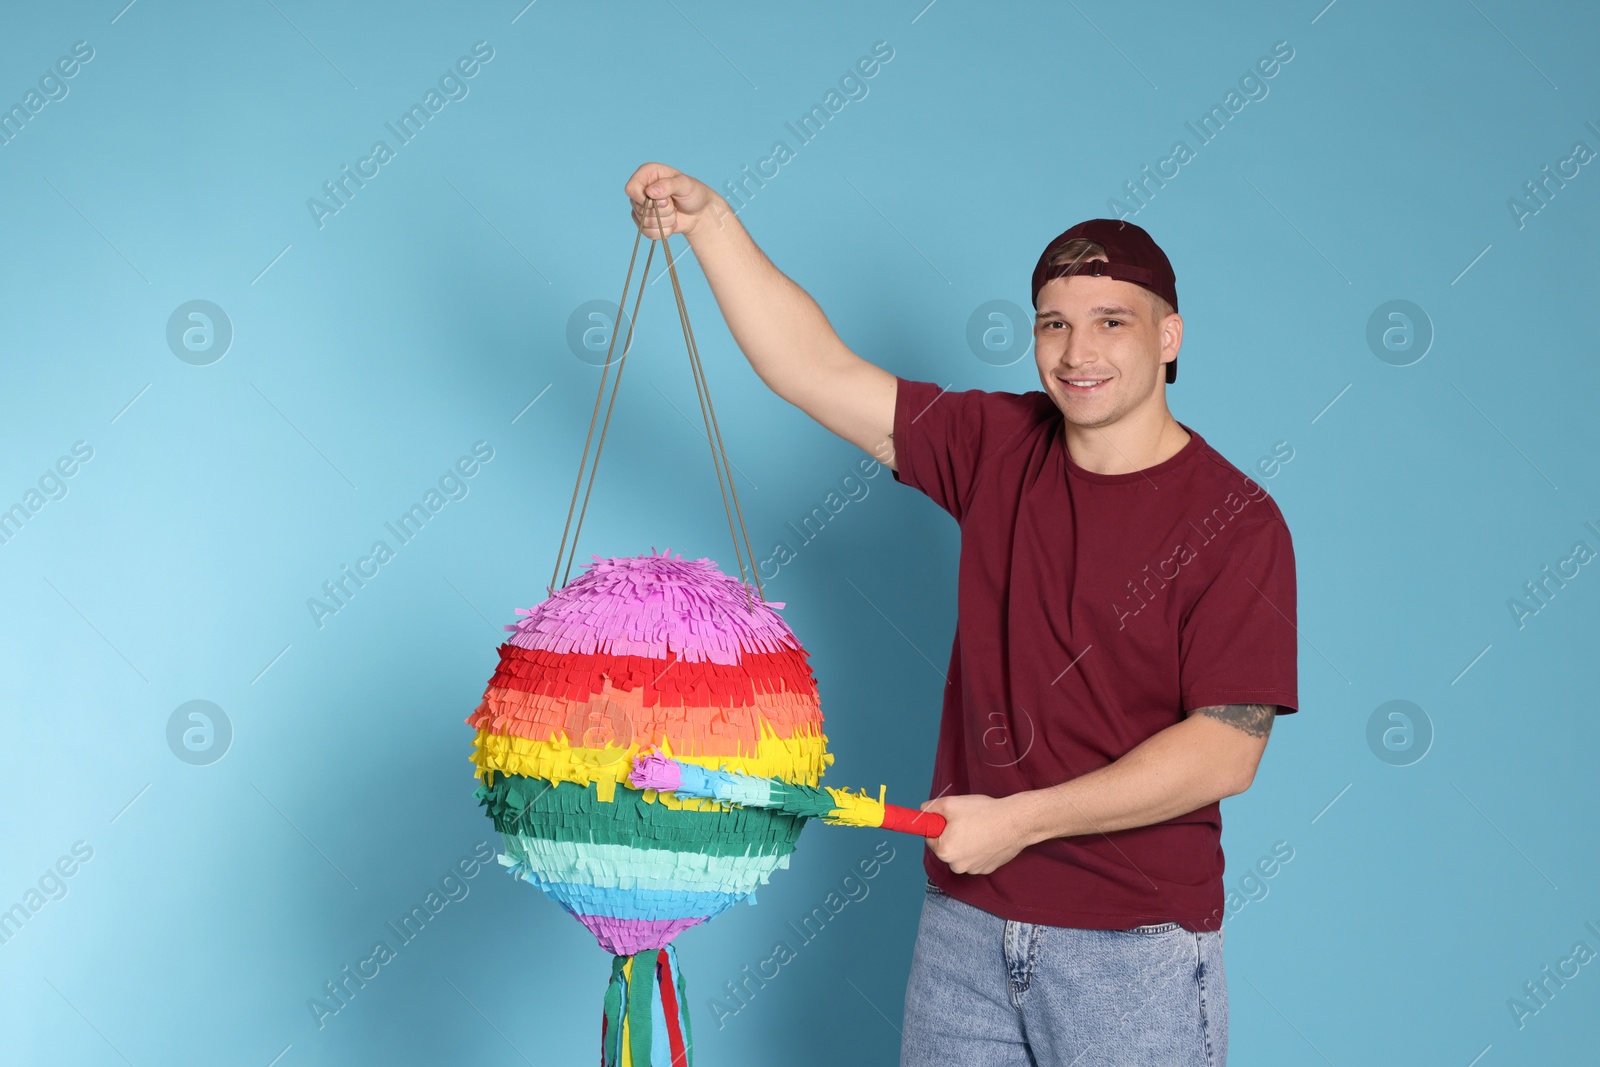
[1161,313,1183,359]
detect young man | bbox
[624,162,1298,1067]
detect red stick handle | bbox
[879,803,946,837]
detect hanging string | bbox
[652,200,764,611]
[547,199,765,612]
[548,227,656,595]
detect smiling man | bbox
[624,165,1298,1067]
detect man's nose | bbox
[1060,331,1097,365]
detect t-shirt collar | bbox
[1060,419,1204,485]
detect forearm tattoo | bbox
[1189,703,1276,738]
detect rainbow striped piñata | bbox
[467,549,832,1066]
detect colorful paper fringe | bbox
[467,550,831,1067]
[602,945,692,1067]
[628,753,948,837]
[630,752,884,825]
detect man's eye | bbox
[1104,319,1122,328]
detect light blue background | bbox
[1,1,1596,1064]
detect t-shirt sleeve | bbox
[889,376,1015,523]
[1178,517,1300,714]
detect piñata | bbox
[467,548,831,1065]
[466,206,941,1065]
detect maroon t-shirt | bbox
[890,376,1298,932]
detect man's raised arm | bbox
[624,162,899,470]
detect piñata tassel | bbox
[601,953,628,1066]
[602,946,693,1066]
[658,945,692,1066]
[629,753,947,837]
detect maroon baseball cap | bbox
[1030,219,1181,383]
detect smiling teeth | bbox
[1067,380,1103,386]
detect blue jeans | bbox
[900,879,1227,1066]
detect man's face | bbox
[1031,269,1181,430]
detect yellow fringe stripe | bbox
[471,717,834,802]
[821,783,889,828]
